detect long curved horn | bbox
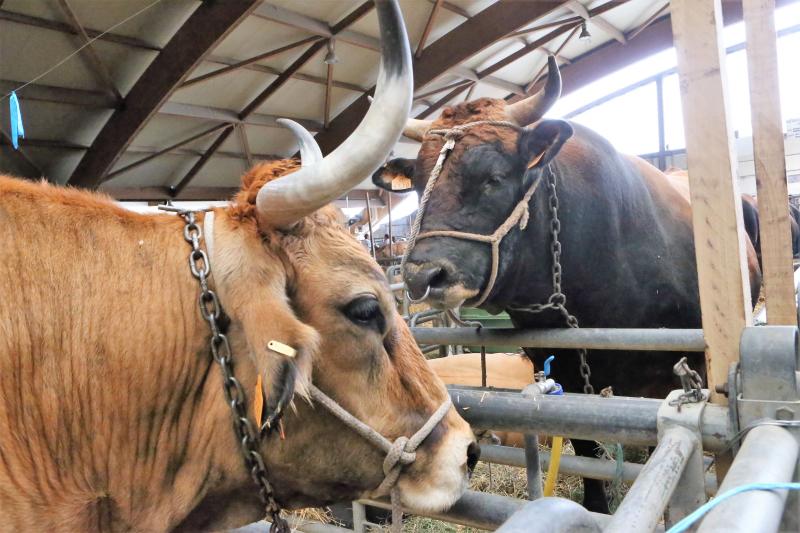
[256,0,412,230]
[505,55,561,127]
[277,118,322,167]
[369,95,430,142]
[403,117,432,142]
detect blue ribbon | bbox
[9,91,25,150]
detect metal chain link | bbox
[508,169,594,395]
[166,207,290,533]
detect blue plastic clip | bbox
[543,355,555,376]
[543,355,564,395]
[9,91,25,150]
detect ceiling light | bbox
[579,21,591,41]
[324,39,339,65]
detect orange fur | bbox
[0,167,473,532]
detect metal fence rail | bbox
[411,327,705,352]
[450,387,731,451]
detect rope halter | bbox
[401,120,547,307]
[307,384,452,532]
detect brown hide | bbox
[0,173,474,532]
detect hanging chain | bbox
[166,207,290,533]
[508,170,595,395]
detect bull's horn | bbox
[403,117,432,142]
[368,95,430,142]
[277,118,322,167]
[505,55,561,127]
[256,0,412,230]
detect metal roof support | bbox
[524,26,581,93]
[171,1,374,196]
[0,131,43,178]
[237,124,253,170]
[205,55,366,93]
[416,18,583,119]
[416,0,444,59]
[0,8,158,51]
[104,122,232,181]
[324,58,334,129]
[67,0,261,188]
[180,36,323,89]
[566,0,626,44]
[0,79,116,108]
[313,1,567,153]
[55,0,123,104]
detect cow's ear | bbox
[518,119,573,170]
[372,158,417,193]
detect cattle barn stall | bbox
[2,0,800,532]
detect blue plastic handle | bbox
[543,355,555,376]
[9,91,24,150]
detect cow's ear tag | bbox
[527,151,546,169]
[391,175,412,190]
[253,374,265,426]
[268,340,297,358]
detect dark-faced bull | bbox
[373,57,762,513]
[0,3,478,531]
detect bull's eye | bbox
[343,296,385,331]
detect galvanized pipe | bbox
[480,444,718,494]
[495,497,601,533]
[605,426,698,533]
[361,490,615,531]
[450,387,731,451]
[412,327,704,351]
[698,425,799,533]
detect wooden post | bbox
[744,0,797,325]
[671,0,753,405]
[365,191,376,258]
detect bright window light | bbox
[374,192,419,230]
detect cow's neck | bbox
[492,139,700,329]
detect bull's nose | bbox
[405,265,445,299]
[466,441,480,473]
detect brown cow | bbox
[0,3,476,531]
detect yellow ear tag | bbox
[391,175,412,190]
[527,151,545,169]
[253,374,264,426]
[267,340,297,358]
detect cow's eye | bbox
[343,296,385,331]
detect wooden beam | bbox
[180,36,322,89]
[415,79,474,100]
[56,0,123,103]
[67,0,260,188]
[671,0,752,404]
[744,0,796,325]
[417,82,474,119]
[416,0,444,59]
[314,1,568,153]
[0,8,159,51]
[508,16,585,38]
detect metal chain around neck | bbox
[506,171,595,395]
[163,207,290,533]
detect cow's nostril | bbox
[466,441,480,473]
[406,266,445,298]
